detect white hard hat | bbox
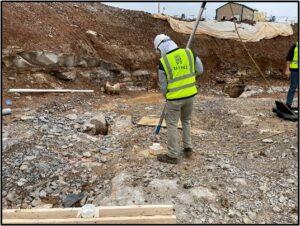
[154,34,171,50]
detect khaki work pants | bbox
[165,96,194,158]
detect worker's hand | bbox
[285,69,291,78]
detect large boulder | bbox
[13,56,33,68]
[38,52,60,65]
[82,114,108,135]
[59,54,77,67]
[20,51,60,66]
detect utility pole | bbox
[158,3,160,14]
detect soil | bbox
[1,2,299,224]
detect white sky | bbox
[103,2,298,20]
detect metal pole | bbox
[186,2,207,48]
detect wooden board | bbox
[3,205,176,224]
[3,205,173,219]
[3,208,79,219]
[3,215,176,224]
[98,205,173,217]
[137,117,182,129]
[8,89,94,93]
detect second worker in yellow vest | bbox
[153,34,204,164]
[285,41,298,109]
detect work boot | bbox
[157,154,178,164]
[183,148,193,158]
[286,103,292,110]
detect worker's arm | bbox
[191,49,203,77]
[285,61,291,77]
[195,56,204,76]
[158,69,168,98]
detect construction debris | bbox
[105,82,126,95]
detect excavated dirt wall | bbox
[2,2,298,92]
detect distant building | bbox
[216,3,256,21]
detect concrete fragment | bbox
[262,139,273,143]
[82,151,91,157]
[86,30,97,36]
[66,114,78,120]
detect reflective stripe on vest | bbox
[160,48,197,100]
[290,42,298,69]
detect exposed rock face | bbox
[3,3,298,90]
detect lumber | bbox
[138,116,182,128]
[98,205,174,217]
[3,205,173,219]
[3,215,176,224]
[8,89,94,93]
[3,208,79,219]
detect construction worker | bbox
[285,41,298,109]
[154,34,203,164]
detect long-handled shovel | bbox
[154,1,207,134]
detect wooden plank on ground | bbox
[3,215,177,224]
[8,89,94,93]
[3,208,79,219]
[98,205,173,217]
[137,117,182,129]
[3,205,173,219]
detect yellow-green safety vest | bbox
[290,42,298,69]
[160,48,197,100]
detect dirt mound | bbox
[3,3,298,86]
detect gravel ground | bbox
[2,91,298,224]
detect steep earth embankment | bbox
[2,2,298,91]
